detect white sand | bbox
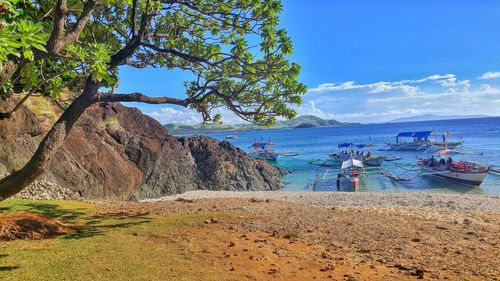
[145,190,500,212]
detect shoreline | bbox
[144,190,500,212]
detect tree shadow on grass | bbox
[1,202,152,240]
[0,254,18,272]
[64,212,152,240]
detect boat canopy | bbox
[413,131,433,138]
[396,132,414,137]
[341,158,364,169]
[249,142,273,149]
[396,131,433,138]
[338,143,367,149]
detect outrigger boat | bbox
[383,131,463,151]
[416,146,489,186]
[329,143,386,167]
[249,139,298,162]
[336,157,365,191]
[249,139,278,162]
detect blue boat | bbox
[384,131,462,151]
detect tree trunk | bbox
[0,77,101,201]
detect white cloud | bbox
[147,107,202,124]
[301,72,500,123]
[146,106,246,125]
[142,72,500,125]
[479,71,500,79]
[307,74,461,95]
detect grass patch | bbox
[0,199,234,281]
[23,95,60,124]
[99,116,121,129]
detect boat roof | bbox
[249,141,274,149]
[341,158,364,169]
[338,143,367,149]
[396,131,434,138]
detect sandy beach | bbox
[0,191,499,280]
[95,190,500,280]
[146,190,500,212]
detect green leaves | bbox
[0,19,47,62]
[89,43,111,82]
[1,0,306,127]
[17,19,47,60]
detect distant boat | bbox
[249,139,278,162]
[383,131,462,151]
[329,143,386,167]
[225,135,239,140]
[249,139,298,162]
[416,146,489,186]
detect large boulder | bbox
[0,99,284,200]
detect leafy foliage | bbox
[0,0,306,125]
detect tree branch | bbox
[59,0,98,48]
[0,69,70,119]
[99,92,189,106]
[46,0,67,54]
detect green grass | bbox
[0,199,231,281]
[98,116,121,129]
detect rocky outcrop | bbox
[0,99,284,200]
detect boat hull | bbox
[432,141,463,148]
[251,152,278,162]
[363,156,385,167]
[386,143,429,151]
[419,166,488,186]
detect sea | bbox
[207,117,500,195]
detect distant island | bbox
[389,114,491,123]
[165,115,354,135]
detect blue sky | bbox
[117,0,500,124]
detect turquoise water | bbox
[207,117,500,195]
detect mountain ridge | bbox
[165,115,354,135]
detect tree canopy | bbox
[0,0,306,200]
[0,0,306,125]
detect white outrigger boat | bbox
[336,157,365,191]
[384,131,463,151]
[329,143,386,167]
[416,146,489,186]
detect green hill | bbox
[164,115,353,135]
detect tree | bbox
[0,0,306,200]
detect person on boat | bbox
[447,157,453,166]
[439,158,446,167]
[366,151,371,158]
[442,134,446,143]
[428,155,436,167]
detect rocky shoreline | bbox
[0,99,284,201]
